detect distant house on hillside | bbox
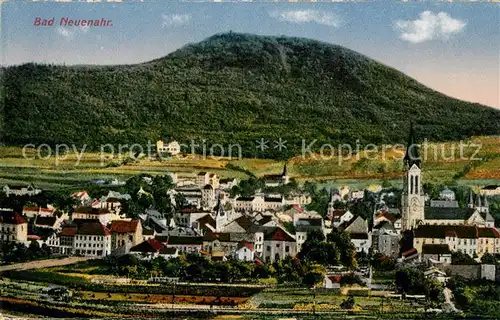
[156,140,181,156]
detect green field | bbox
[0,136,498,190]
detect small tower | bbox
[468,190,474,208]
[214,197,227,233]
[281,162,289,185]
[476,193,482,209]
[483,195,489,213]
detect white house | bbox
[156,140,181,156]
[73,221,111,257]
[235,241,255,262]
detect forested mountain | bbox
[2,32,499,158]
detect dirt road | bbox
[0,257,94,272]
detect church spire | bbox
[476,193,482,208]
[483,195,489,208]
[468,190,474,208]
[282,162,288,177]
[404,123,421,168]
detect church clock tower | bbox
[401,124,425,231]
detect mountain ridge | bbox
[1,32,499,158]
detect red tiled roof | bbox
[60,226,78,236]
[292,205,304,213]
[238,241,254,252]
[76,221,110,236]
[110,220,139,233]
[402,248,418,257]
[130,239,164,253]
[71,191,89,198]
[265,227,295,242]
[376,211,397,223]
[27,235,41,240]
[0,210,27,225]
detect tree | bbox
[298,240,339,266]
[340,296,355,309]
[302,263,325,287]
[452,251,477,265]
[480,253,498,265]
[327,229,357,268]
[395,268,425,294]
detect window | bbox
[285,246,290,253]
[266,246,270,252]
[410,176,414,194]
[276,243,280,248]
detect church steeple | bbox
[282,162,288,177]
[468,190,474,208]
[404,123,421,168]
[401,124,424,231]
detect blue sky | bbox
[1,1,498,108]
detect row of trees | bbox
[102,253,326,287]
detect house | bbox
[72,206,115,225]
[71,190,91,206]
[202,231,249,256]
[156,140,181,156]
[159,246,179,260]
[110,219,143,254]
[0,210,27,243]
[234,195,284,212]
[3,184,41,197]
[196,172,219,189]
[58,225,77,255]
[480,185,500,196]
[421,244,452,264]
[284,192,312,206]
[260,226,297,263]
[263,163,289,187]
[235,241,254,262]
[372,221,400,257]
[424,268,449,283]
[165,236,203,254]
[219,178,238,190]
[439,187,456,201]
[130,238,165,260]
[22,206,56,218]
[339,216,371,253]
[34,216,62,230]
[413,224,500,258]
[195,214,216,234]
[201,184,216,209]
[174,185,202,207]
[326,209,354,228]
[323,275,342,290]
[101,198,122,214]
[73,220,111,257]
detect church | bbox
[401,126,494,231]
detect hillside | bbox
[1,32,499,158]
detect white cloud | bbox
[270,9,341,27]
[57,27,74,40]
[395,11,466,44]
[161,13,191,28]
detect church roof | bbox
[424,207,475,220]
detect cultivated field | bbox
[0,136,498,190]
